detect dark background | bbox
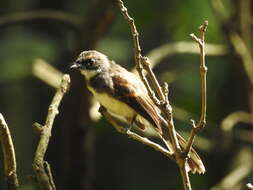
[0,0,253,189]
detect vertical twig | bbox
[117,0,161,105]
[0,113,20,190]
[32,74,70,190]
[184,21,208,156]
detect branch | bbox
[0,10,81,31]
[32,74,71,190]
[117,0,160,105]
[0,114,20,190]
[184,21,208,156]
[98,106,173,160]
[117,0,180,152]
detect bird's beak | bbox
[70,62,80,69]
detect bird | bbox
[70,50,205,174]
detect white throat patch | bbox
[80,68,101,80]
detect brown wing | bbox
[109,64,162,133]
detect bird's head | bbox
[70,50,110,79]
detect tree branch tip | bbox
[7,170,15,176]
[162,82,169,95]
[190,33,200,42]
[189,33,195,38]
[117,0,127,11]
[0,113,7,125]
[140,56,152,70]
[199,20,208,31]
[60,74,71,92]
[190,119,196,128]
[32,122,43,134]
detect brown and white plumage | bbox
[71,50,205,174]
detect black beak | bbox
[70,62,81,69]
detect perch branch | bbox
[99,106,173,159]
[32,74,70,190]
[117,0,180,151]
[0,114,20,190]
[184,21,208,156]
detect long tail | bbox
[135,116,205,174]
[176,133,205,174]
[160,125,205,174]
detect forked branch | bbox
[32,74,70,190]
[184,21,208,156]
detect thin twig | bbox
[0,114,20,190]
[184,21,208,156]
[32,74,71,190]
[99,106,173,160]
[117,0,160,106]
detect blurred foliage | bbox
[0,0,253,190]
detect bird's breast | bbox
[87,86,135,120]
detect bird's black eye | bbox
[83,58,95,69]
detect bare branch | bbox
[0,114,20,190]
[33,74,71,190]
[99,106,173,160]
[117,0,160,105]
[184,21,208,156]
